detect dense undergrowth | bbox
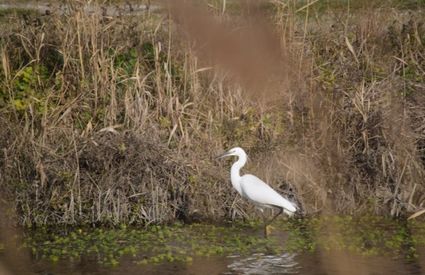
[0,0,424,226]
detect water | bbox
[2,248,424,274]
[2,217,425,274]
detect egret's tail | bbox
[284,209,295,216]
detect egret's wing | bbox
[240,174,296,213]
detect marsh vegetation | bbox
[4,216,425,273]
[0,0,425,273]
[0,0,424,226]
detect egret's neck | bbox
[231,154,247,195]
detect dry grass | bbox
[0,0,424,226]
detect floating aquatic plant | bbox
[21,216,425,266]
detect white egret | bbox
[217,147,297,236]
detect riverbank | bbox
[0,1,158,16]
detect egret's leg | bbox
[266,208,283,226]
[258,208,269,238]
[262,208,283,238]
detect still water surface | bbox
[6,249,424,274]
[2,217,425,274]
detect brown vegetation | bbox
[0,0,424,226]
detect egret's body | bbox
[240,175,296,215]
[218,147,296,236]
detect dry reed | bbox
[0,0,424,226]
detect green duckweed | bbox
[22,216,425,266]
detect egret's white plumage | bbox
[218,147,297,217]
[240,174,296,215]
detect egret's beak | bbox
[216,151,231,160]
